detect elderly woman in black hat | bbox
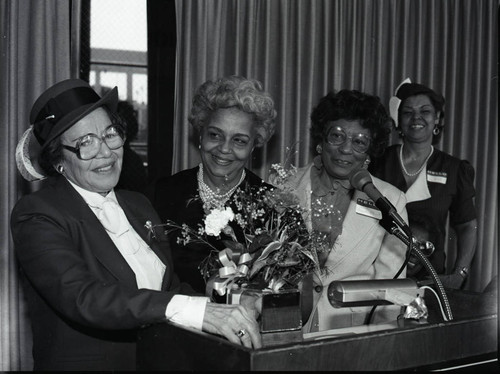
[369,79,477,289]
[10,79,261,371]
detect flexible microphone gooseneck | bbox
[348,169,453,321]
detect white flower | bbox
[204,207,235,236]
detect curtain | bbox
[0,0,76,370]
[173,0,498,293]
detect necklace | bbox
[197,163,246,209]
[399,143,434,177]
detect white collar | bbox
[405,167,432,203]
[66,178,118,209]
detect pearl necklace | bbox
[197,163,246,209]
[399,143,434,177]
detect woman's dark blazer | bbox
[148,166,271,294]
[10,176,194,371]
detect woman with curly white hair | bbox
[149,76,277,294]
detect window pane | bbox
[90,0,147,52]
[132,73,147,104]
[88,0,148,175]
[99,72,128,100]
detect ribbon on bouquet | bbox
[206,248,253,296]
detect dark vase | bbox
[260,289,303,346]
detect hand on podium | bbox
[202,302,262,349]
[239,289,263,320]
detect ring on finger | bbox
[236,329,246,338]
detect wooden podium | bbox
[137,288,498,371]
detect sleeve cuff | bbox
[165,295,209,331]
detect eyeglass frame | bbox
[324,125,372,154]
[61,124,126,160]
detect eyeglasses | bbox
[62,125,126,160]
[325,126,371,154]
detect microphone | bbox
[350,169,411,238]
[328,278,421,308]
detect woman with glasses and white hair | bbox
[10,79,261,371]
[149,75,278,295]
[275,89,408,332]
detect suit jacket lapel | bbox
[325,190,379,271]
[55,178,138,288]
[115,191,171,275]
[293,165,314,231]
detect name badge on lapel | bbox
[427,171,447,184]
[356,198,382,220]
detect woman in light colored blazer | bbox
[277,89,408,332]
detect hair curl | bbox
[310,89,393,158]
[38,107,126,176]
[188,75,277,147]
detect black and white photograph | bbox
[0,0,497,371]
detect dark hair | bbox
[310,89,392,158]
[38,107,125,176]
[189,75,277,147]
[396,83,445,145]
[117,101,139,145]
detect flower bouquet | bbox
[163,180,320,300]
[150,155,326,345]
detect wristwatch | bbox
[458,266,469,278]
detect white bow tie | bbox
[98,199,140,254]
[99,199,129,236]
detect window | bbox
[86,0,148,167]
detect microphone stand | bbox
[384,219,453,321]
[349,170,453,321]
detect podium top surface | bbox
[137,288,498,371]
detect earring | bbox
[198,144,201,150]
[433,127,440,135]
[56,165,64,174]
[363,156,371,168]
[316,144,322,154]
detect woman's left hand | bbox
[239,290,263,320]
[202,302,262,349]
